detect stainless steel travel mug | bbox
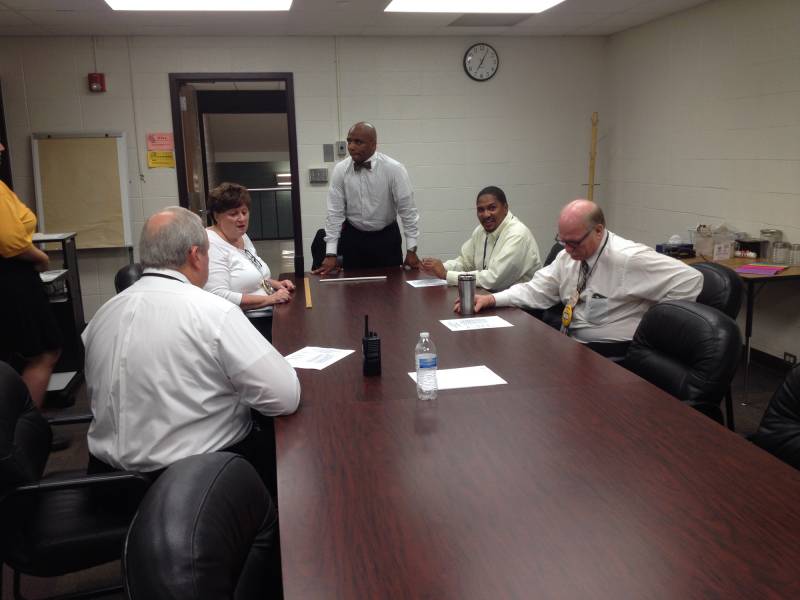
[458,274,476,316]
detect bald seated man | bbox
[313,121,420,275]
[458,199,703,360]
[83,207,300,492]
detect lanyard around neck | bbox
[141,272,184,283]
[482,233,497,270]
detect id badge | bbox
[561,291,580,331]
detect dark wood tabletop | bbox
[273,268,800,599]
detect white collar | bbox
[141,267,190,284]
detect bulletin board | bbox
[32,133,132,249]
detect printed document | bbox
[285,347,354,370]
[406,278,447,287]
[440,315,513,331]
[408,365,507,390]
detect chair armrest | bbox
[8,471,151,496]
[46,412,93,426]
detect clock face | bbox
[464,43,499,82]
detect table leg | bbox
[741,280,754,406]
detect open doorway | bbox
[169,73,303,275]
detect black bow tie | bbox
[354,161,371,172]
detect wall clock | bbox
[463,43,499,82]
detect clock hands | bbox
[476,49,488,72]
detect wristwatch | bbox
[407,246,418,253]
[325,253,337,258]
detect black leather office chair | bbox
[311,228,326,271]
[114,262,143,293]
[123,453,278,600]
[692,261,744,430]
[624,300,742,424]
[751,366,800,470]
[0,361,150,599]
[526,242,564,330]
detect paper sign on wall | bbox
[146,133,174,152]
[147,151,176,168]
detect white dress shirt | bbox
[205,229,272,318]
[83,268,300,473]
[493,231,703,343]
[324,152,419,255]
[443,211,541,291]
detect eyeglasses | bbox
[242,248,263,271]
[554,228,593,248]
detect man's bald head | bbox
[140,207,209,286]
[347,122,378,165]
[557,199,606,261]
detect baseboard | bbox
[749,348,797,373]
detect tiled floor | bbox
[1,358,789,599]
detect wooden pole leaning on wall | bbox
[587,112,599,201]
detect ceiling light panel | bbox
[384,0,564,13]
[105,0,292,10]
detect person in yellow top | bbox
[0,141,62,410]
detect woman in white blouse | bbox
[205,182,295,342]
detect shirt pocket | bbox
[585,292,609,324]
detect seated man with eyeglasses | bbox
[83,207,300,496]
[456,199,703,359]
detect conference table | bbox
[273,268,800,599]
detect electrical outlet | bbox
[784,353,797,366]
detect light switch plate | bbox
[309,168,329,184]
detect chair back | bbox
[114,263,143,293]
[692,262,743,318]
[311,228,326,270]
[625,300,742,423]
[124,453,276,600]
[751,366,800,470]
[543,242,562,267]
[0,361,51,491]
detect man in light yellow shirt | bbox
[421,186,541,291]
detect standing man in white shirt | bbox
[419,185,541,291]
[83,207,300,492]
[458,199,703,359]
[312,122,420,274]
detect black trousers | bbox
[339,220,403,269]
[248,314,274,344]
[585,340,631,362]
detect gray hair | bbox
[139,206,208,270]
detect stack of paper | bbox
[735,263,787,276]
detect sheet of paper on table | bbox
[440,315,513,331]
[406,278,447,287]
[39,269,68,283]
[408,365,507,390]
[284,347,355,370]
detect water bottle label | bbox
[418,356,437,369]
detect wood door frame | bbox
[0,80,13,188]
[168,72,304,274]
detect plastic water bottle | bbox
[415,332,438,401]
